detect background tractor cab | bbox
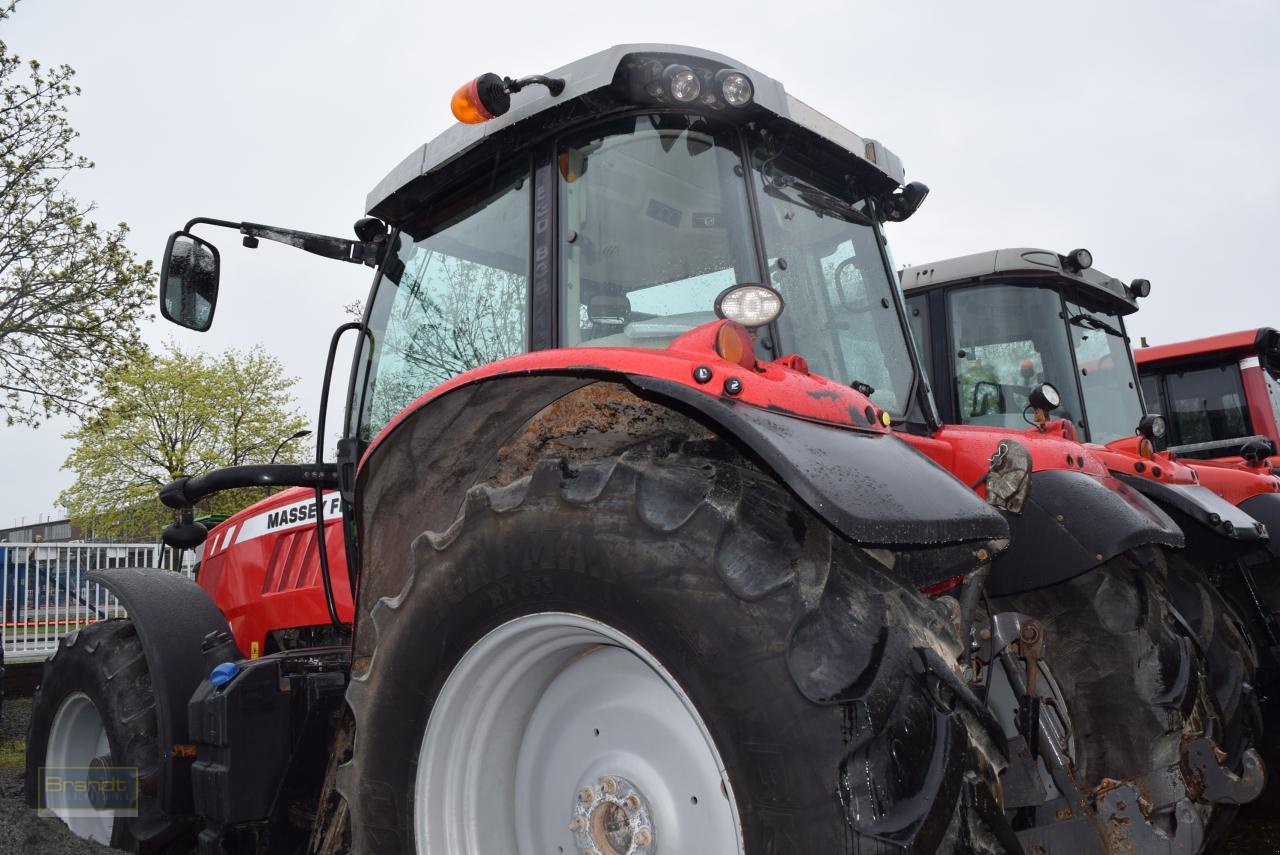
[35,46,1028,855]
[899,247,1278,560]
[1137,327,1280,468]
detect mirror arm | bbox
[182,217,386,267]
[159,463,339,510]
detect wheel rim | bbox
[415,612,744,855]
[44,691,114,843]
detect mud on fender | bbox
[987,469,1184,597]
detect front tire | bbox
[340,448,1009,853]
[24,620,190,852]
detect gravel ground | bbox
[1,682,1279,853]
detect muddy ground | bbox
[1,682,1278,853]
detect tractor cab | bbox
[901,247,1151,444]
[162,46,937,455]
[1137,327,1280,461]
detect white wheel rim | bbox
[44,691,114,843]
[415,612,744,855]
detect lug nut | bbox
[568,816,584,832]
[626,794,642,811]
[579,787,593,803]
[602,777,618,794]
[634,827,652,846]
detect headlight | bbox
[1137,414,1168,450]
[715,284,784,328]
[1029,383,1061,413]
[663,65,701,103]
[1062,247,1093,272]
[714,69,753,107]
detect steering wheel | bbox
[970,381,1035,418]
[832,257,872,311]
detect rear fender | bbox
[354,373,1009,662]
[1112,473,1267,566]
[988,470,1184,597]
[86,568,236,816]
[1240,492,1280,560]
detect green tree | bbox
[0,1,153,426]
[58,345,309,539]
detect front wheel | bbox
[24,620,191,852]
[340,449,1009,853]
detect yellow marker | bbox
[880,410,892,427]
[250,641,260,660]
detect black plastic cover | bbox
[188,657,291,826]
[86,568,237,815]
[987,470,1184,597]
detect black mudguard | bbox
[1240,492,1280,560]
[355,373,1010,660]
[629,377,1010,547]
[87,568,236,816]
[987,469,1184,597]
[1114,473,1270,566]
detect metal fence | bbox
[1,542,193,663]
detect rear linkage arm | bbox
[184,216,389,267]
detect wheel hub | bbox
[569,775,654,855]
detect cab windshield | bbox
[751,143,915,414]
[559,114,760,347]
[946,281,1143,441]
[1063,296,1144,442]
[947,284,1085,431]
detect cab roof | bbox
[1135,328,1276,365]
[899,247,1138,315]
[366,44,907,221]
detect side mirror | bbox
[881,181,930,223]
[159,231,220,331]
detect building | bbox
[0,517,78,543]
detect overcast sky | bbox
[3,0,1277,529]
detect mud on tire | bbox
[24,619,191,853]
[339,446,1011,854]
[993,549,1220,830]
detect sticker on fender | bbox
[234,493,342,545]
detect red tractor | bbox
[899,248,1279,825]
[1136,328,1280,468]
[25,45,1019,855]
[21,45,1254,854]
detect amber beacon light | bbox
[451,71,567,124]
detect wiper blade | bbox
[1068,313,1125,339]
[763,175,873,226]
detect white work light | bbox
[715,284,784,329]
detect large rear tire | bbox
[1211,557,1280,811]
[24,620,191,852]
[988,547,1228,849]
[1162,555,1263,770]
[993,550,1219,835]
[340,448,1010,854]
